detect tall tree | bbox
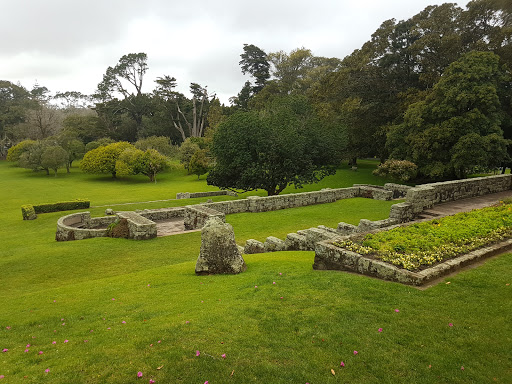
[386,51,510,178]
[208,95,345,196]
[94,53,152,139]
[153,76,212,140]
[239,44,271,93]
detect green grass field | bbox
[0,160,511,383]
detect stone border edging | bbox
[313,237,512,286]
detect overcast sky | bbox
[1,0,470,104]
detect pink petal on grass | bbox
[38,351,43,355]
[1,349,7,353]
[461,366,465,371]
[185,321,190,324]
[449,323,453,327]
[353,350,358,355]
[279,272,282,275]
[204,382,209,384]
[195,350,200,357]
[52,341,56,345]
[150,380,155,384]
[26,344,30,348]
[378,328,383,332]
[340,361,345,367]
[0,375,4,379]
[5,327,10,330]
[255,285,258,288]
[122,321,126,324]
[157,340,161,343]
[273,282,276,285]
[137,371,143,378]
[64,340,68,343]
[395,309,400,313]
[24,349,29,353]
[221,353,226,359]
[45,369,50,373]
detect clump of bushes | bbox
[333,202,512,271]
[373,159,418,181]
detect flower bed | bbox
[332,201,512,271]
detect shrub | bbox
[21,205,36,220]
[80,142,134,178]
[373,159,418,181]
[6,140,37,162]
[30,199,90,214]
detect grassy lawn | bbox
[0,160,511,383]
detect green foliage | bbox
[178,138,200,171]
[40,145,68,176]
[334,202,512,270]
[387,51,510,178]
[21,199,90,219]
[134,135,176,157]
[239,43,271,93]
[373,159,418,181]
[6,139,36,162]
[116,148,169,182]
[18,141,50,174]
[189,149,210,179]
[208,95,345,195]
[80,141,134,178]
[84,137,115,153]
[20,204,36,220]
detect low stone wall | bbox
[313,238,512,286]
[176,191,238,199]
[55,212,116,241]
[405,174,512,214]
[56,211,157,241]
[117,211,157,240]
[184,205,226,230]
[136,207,186,221]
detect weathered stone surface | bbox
[264,236,286,252]
[117,211,157,240]
[195,217,247,275]
[313,237,512,286]
[285,233,308,251]
[184,205,225,230]
[105,208,115,215]
[244,239,265,254]
[337,222,357,235]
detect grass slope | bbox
[0,160,511,383]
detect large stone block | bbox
[195,217,247,275]
[264,236,287,252]
[244,239,265,254]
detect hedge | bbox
[21,199,90,220]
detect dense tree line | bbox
[2,0,511,187]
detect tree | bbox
[94,53,152,138]
[153,76,212,140]
[178,138,200,171]
[116,148,169,182]
[80,141,134,178]
[135,136,175,157]
[18,141,50,175]
[6,139,36,162]
[84,137,115,153]
[41,146,68,176]
[57,131,85,172]
[207,96,345,196]
[387,51,510,178]
[239,44,271,93]
[189,149,210,179]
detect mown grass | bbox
[0,160,511,383]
